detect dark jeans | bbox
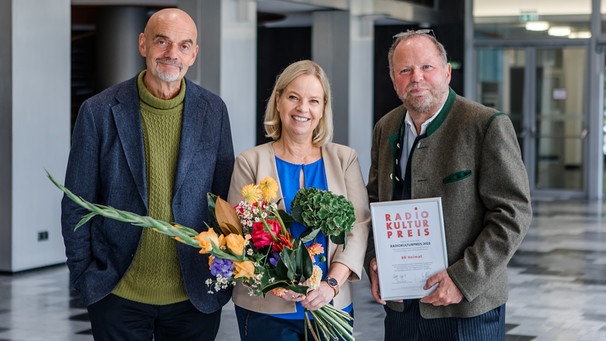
[87,294,221,341]
[384,299,506,341]
[235,305,354,341]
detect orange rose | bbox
[194,227,223,254]
[225,233,247,257]
[233,260,256,279]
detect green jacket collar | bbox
[393,87,455,143]
[426,87,456,136]
[389,87,456,197]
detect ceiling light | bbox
[525,21,549,31]
[548,26,571,37]
[569,31,591,39]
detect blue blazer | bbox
[61,75,234,313]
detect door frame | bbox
[471,40,591,199]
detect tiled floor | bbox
[0,199,605,340]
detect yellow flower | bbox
[225,233,247,257]
[233,260,256,279]
[302,265,323,291]
[259,177,279,201]
[194,227,224,254]
[242,184,263,203]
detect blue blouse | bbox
[272,156,352,320]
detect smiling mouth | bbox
[408,86,423,92]
[156,58,183,70]
[292,115,310,122]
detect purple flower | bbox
[210,257,234,278]
[269,252,280,267]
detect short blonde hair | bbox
[264,60,333,146]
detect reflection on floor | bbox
[0,199,604,341]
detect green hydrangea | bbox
[290,187,356,246]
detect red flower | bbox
[251,219,291,252]
[276,234,293,251]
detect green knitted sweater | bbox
[112,71,188,304]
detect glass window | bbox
[474,0,591,40]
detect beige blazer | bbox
[227,142,371,313]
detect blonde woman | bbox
[227,60,370,340]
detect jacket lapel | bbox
[174,80,206,196]
[390,110,407,200]
[112,79,148,208]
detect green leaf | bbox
[330,232,346,246]
[290,205,303,222]
[208,240,243,261]
[75,212,98,230]
[290,284,310,295]
[295,240,314,280]
[277,248,297,281]
[299,228,321,244]
[261,281,308,296]
[207,193,219,229]
[261,281,287,293]
[278,209,294,229]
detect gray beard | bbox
[157,68,181,82]
[402,86,448,114]
[405,97,436,114]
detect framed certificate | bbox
[370,197,448,300]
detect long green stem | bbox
[271,206,290,238]
[261,218,280,243]
[47,171,201,248]
[311,310,337,340]
[310,306,354,341]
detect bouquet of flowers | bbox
[47,171,357,341]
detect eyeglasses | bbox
[393,29,435,40]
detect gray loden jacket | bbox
[365,88,532,318]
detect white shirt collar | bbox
[404,103,445,137]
